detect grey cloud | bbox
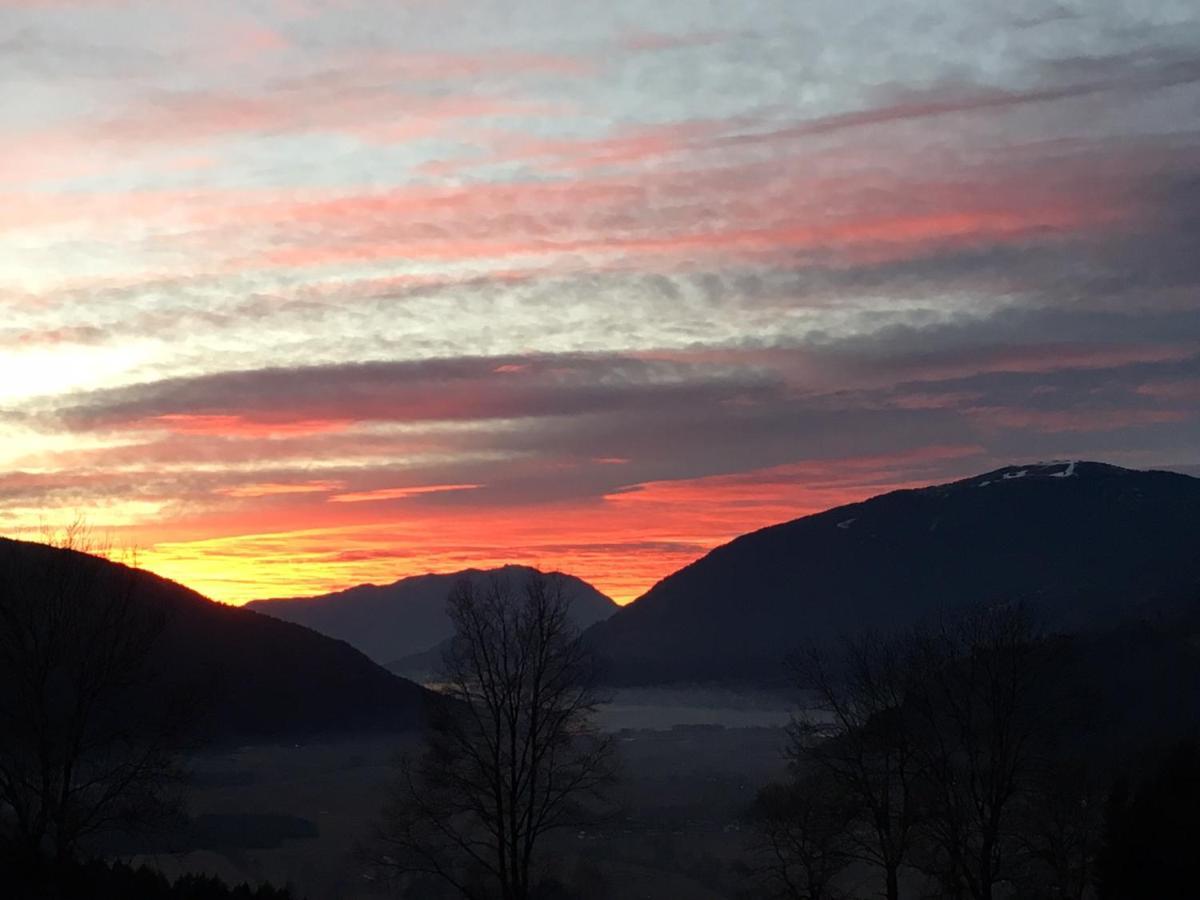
[0,27,166,80]
[43,353,785,431]
[7,337,1197,514]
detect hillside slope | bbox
[585,462,1200,684]
[0,538,430,738]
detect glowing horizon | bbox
[120,450,972,605]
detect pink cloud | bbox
[2,325,107,347]
[246,182,1125,272]
[619,30,730,53]
[149,414,352,437]
[1134,379,1200,402]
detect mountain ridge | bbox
[584,461,1200,684]
[248,564,617,665]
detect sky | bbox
[2,0,1199,605]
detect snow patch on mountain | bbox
[974,460,1082,486]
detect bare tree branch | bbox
[365,570,616,900]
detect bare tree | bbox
[747,775,856,900]
[774,607,1120,900]
[904,606,1056,900]
[1012,757,1106,900]
[369,571,615,900]
[787,633,921,900]
[0,528,185,868]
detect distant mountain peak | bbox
[248,565,617,665]
[938,460,1193,493]
[259,563,587,605]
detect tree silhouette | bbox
[746,775,856,900]
[771,606,1097,900]
[368,571,615,900]
[0,529,186,870]
[786,633,921,900]
[10,857,296,899]
[904,607,1059,900]
[1096,740,1200,900]
[1010,755,1106,900]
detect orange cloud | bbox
[115,444,989,606]
[329,483,482,503]
[217,480,343,498]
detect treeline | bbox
[746,605,1200,900]
[6,858,295,900]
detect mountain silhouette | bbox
[584,461,1200,684]
[247,565,617,666]
[0,537,430,738]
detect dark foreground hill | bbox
[585,461,1200,684]
[248,564,617,665]
[0,538,430,738]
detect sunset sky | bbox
[2,0,1199,604]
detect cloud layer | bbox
[2,0,1198,602]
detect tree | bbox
[904,606,1058,900]
[1096,741,1200,900]
[1011,756,1106,900]
[746,775,856,900]
[0,528,185,870]
[11,857,296,900]
[369,571,615,900]
[778,607,1086,900]
[786,633,921,900]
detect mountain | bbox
[0,537,431,738]
[584,461,1200,685]
[385,641,449,682]
[247,565,618,666]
